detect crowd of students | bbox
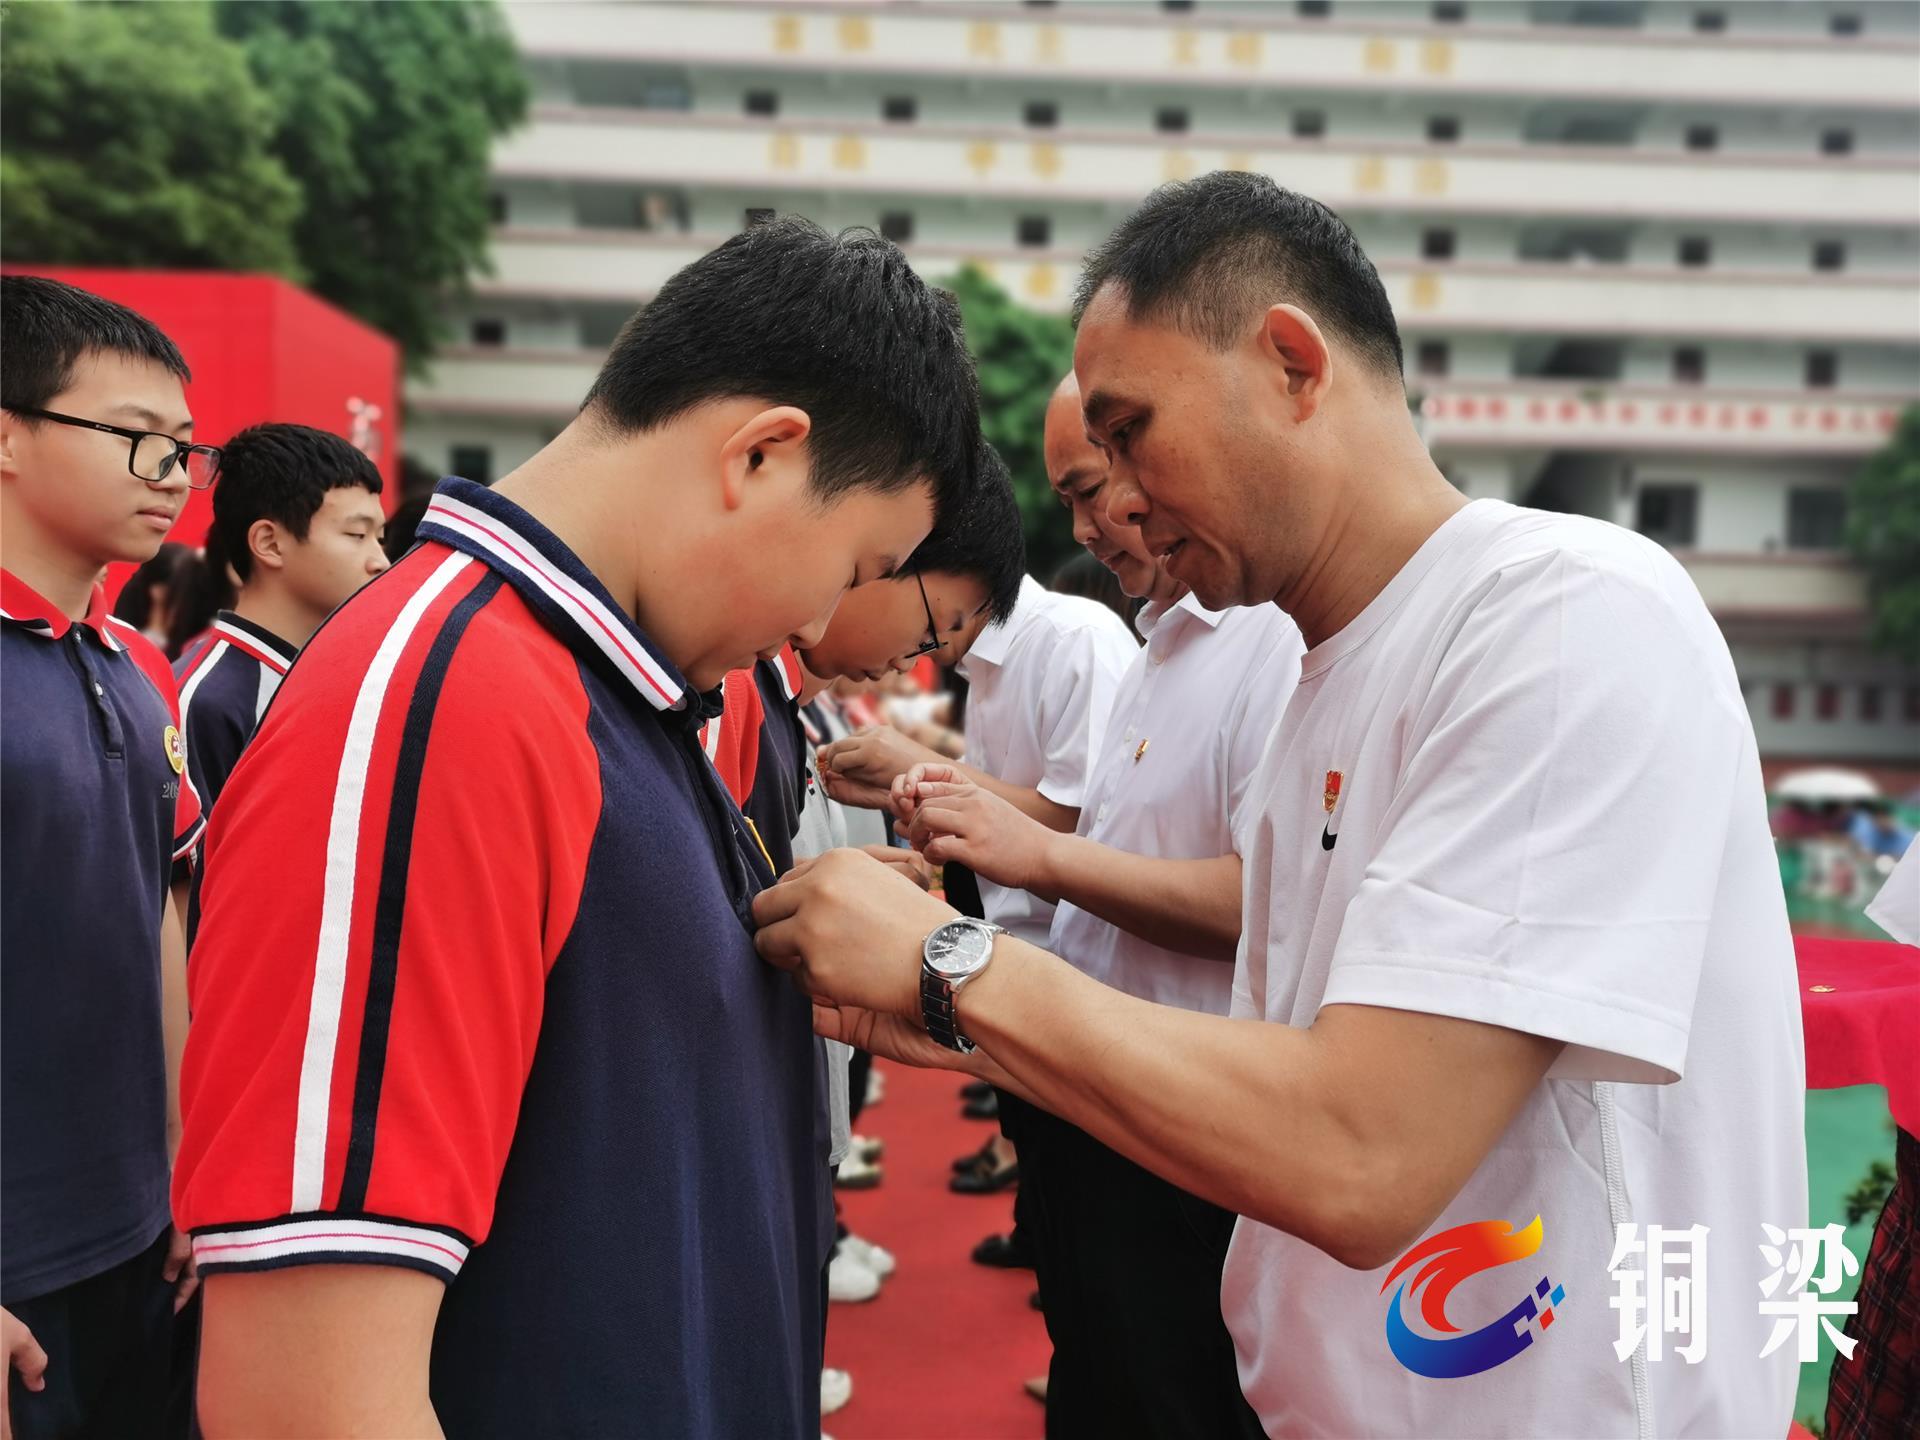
[0,167,1865,1440]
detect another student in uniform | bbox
[171,218,983,1439]
[905,372,1302,1436]
[755,173,1808,1440]
[1,275,210,1439]
[174,424,390,814]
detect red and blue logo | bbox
[1380,1216,1565,1379]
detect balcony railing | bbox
[492,108,1920,230]
[1418,383,1908,454]
[507,2,1920,113]
[479,228,1920,342]
[1677,551,1869,624]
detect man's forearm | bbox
[163,884,191,1158]
[1031,838,1240,960]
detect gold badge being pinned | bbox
[1133,738,1151,764]
[164,724,186,776]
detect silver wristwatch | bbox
[920,918,1004,1054]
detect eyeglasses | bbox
[9,406,222,490]
[902,573,945,661]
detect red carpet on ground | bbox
[826,1062,1051,1439]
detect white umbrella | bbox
[1772,767,1881,803]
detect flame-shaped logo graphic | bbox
[1379,1217,1566,1379]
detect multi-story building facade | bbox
[409,0,1920,775]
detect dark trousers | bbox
[5,1229,176,1440]
[1002,1093,1265,1440]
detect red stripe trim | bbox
[213,628,292,675]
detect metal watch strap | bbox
[921,967,974,1054]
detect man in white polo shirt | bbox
[902,372,1301,1436]
[755,172,1807,1440]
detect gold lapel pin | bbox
[1133,738,1150,764]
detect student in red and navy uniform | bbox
[172,218,984,1438]
[174,424,389,815]
[1,275,212,1440]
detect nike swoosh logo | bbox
[1321,823,1338,851]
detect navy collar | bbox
[417,478,690,713]
[211,611,298,672]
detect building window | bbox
[1023,99,1059,128]
[744,89,778,118]
[1771,684,1796,720]
[1017,214,1052,247]
[1787,489,1848,550]
[1830,12,1862,36]
[1806,350,1838,389]
[470,318,506,347]
[1162,0,1196,10]
[882,95,917,123]
[1694,10,1726,32]
[1433,1,1467,19]
[1417,340,1450,378]
[1298,0,1331,15]
[1813,239,1847,272]
[1673,346,1706,384]
[1635,484,1699,548]
[1821,128,1854,156]
[1678,235,1711,267]
[1292,109,1327,139]
[744,207,776,229]
[1815,684,1841,722]
[1427,115,1461,143]
[1685,124,1718,152]
[1421,227,1457,260]
[1860,685,1882,722]
[880,211,914,244]
[487,192,509,225]
[450,445,493,487]
[1156,106,1190,134]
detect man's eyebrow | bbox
[1081,389,1123,431]
[1050,462,1101,493]
[110,403,191,435]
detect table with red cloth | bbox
[1795,936,1920,1439]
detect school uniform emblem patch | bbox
[164,724,187,775]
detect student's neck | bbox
[230,585,323,651]
[1277,421,1468,651]
[0,502,105,620]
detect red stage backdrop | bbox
[2,266,400,595]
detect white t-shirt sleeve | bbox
[1032,616,1137,809]
[1321,549,1749,1084]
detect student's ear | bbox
[0,410,20,480]
[1258,304,1333,423]
[718,406,813,512]
[247,518,290,574]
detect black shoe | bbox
[962,1091,1000,1121]
[971,1232,1033,1270]
[960,1079,992,1101]
[952,1139,998,1175]
[950,1160,1018,1195]
[1029,1289,1043,1311]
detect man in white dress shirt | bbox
[756,173,1806,1440]
[905,373,1301,1436]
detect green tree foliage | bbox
[0,0,525,366]
[0,1,302,275]
[1847,404,1920,664]
[941,266,1081,580]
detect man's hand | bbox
[857,843,934,891]
[906,781,1059,894]
[2,1307,48,1440]
[811,1002,979,1074]
[887,761,963,830]
[817,728,943,812]
[163,1226,200,1313]
[753,848,954,1021]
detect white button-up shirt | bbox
[958,575,1139,947]
[1048,592,1303,1014]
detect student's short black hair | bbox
[205,424,384,584]
[1,274,191,413]
[899,441,1025,623]
[583,216,980,515]
[1073,171,1404,382]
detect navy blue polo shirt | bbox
[174,611,298,815]
[1,573,205,1303]
[173,479,825,1437]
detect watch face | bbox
[927,921,993,979]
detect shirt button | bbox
[93,683,104,697]
[1098,804,1109,823]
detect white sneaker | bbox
[850,1133,884,1162]
[827,1248,880,1303]
[863,1067,886,1106]
[833,1151,883,1190]
[840,1232,896,1279]
[821,1367,853,1415]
